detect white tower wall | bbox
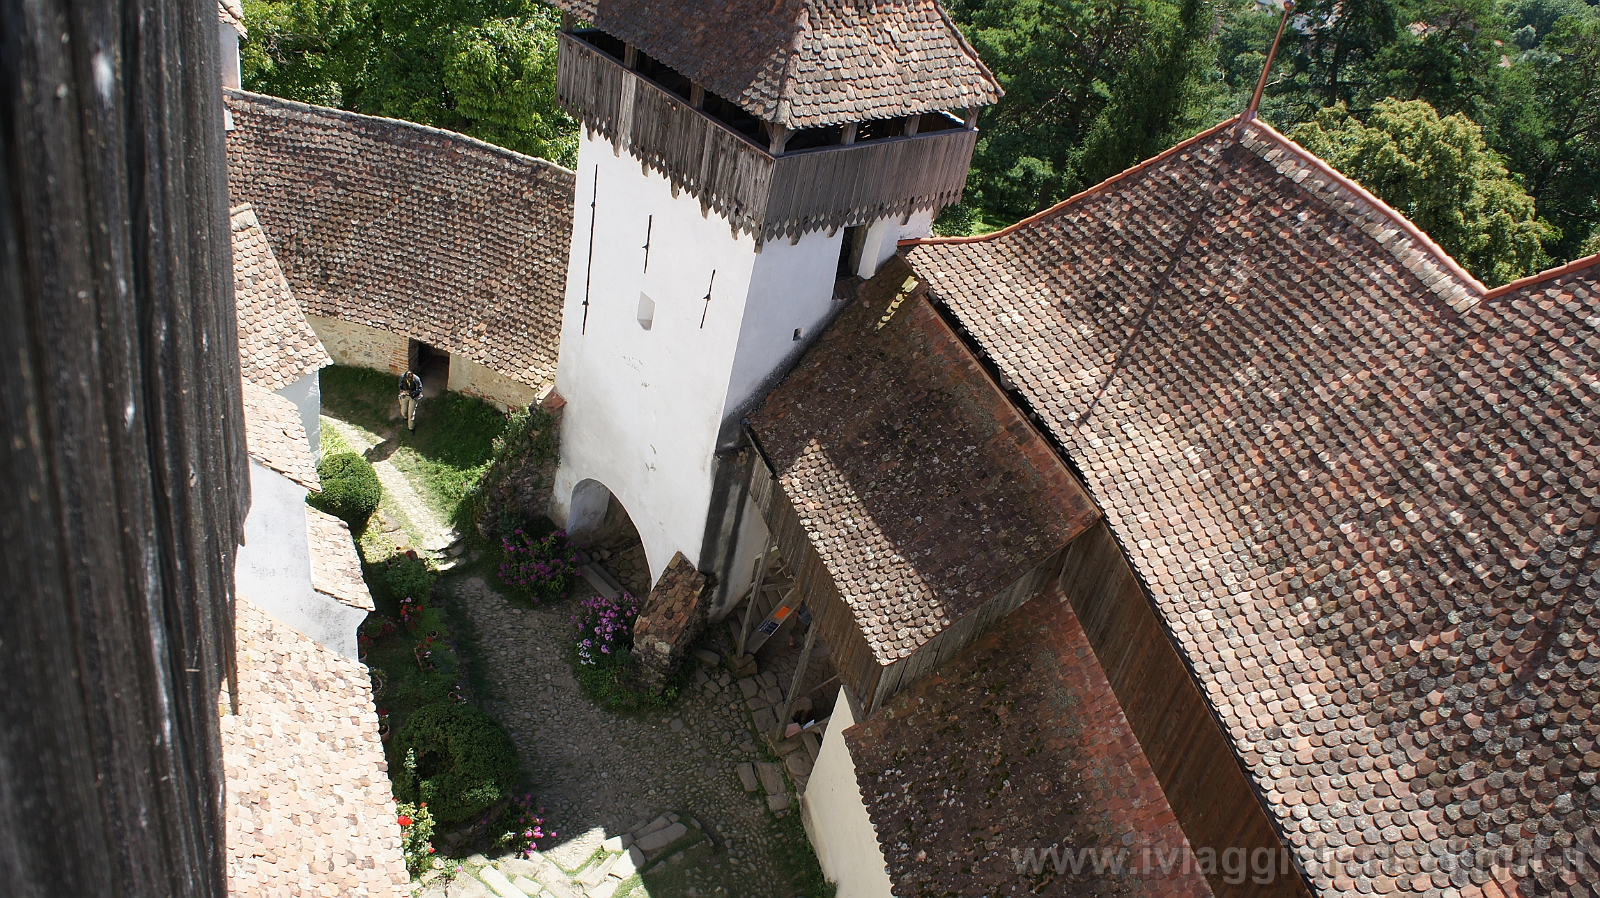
[553,129,846,589]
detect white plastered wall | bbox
[801,687,895,898]
[553,129,844,587]
[274,370,324,462]
[855,207,937,280]
[235,461,366,658]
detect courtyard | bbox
[315,367,834,898]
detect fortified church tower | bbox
[548,0,1000,601]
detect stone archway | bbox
[566,479,651,597]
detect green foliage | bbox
[1292,99,1555,284]
[932,202,981,237]
[392,703,518,825]
[396,800,436,878]
[371,550,436,605]
[241,0,577,164]
[469,404,560,538]
[309,451,382,526]
[1077,0,1217,187]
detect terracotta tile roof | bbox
[224,90,574,389]
[749,257,1097,664]
[223,597,409,898]
[231,203,331,392]
[846,584,1213,898]
[553,0,999,129]
[241,381,319,490]
[218,0,244,35]
[906,117,1600,898]
[306,506,374,612]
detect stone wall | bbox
[448,353,546,412]
[633,552,708,692]
[307,315,408,375]
[310,313,551,412]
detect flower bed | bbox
[499,528,581,602]
[567,591,679,710]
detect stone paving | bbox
[411,572,826,898]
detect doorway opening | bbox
[407,339,449,398]
[836,225,866,279]
[567,479,652,597]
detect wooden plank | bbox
[1,0,247,891]
[1058,523,1311,898]
[558,31,976,242]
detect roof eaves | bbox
[1481,251,1600,300]
[900,115,1242,247]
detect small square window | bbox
[792,328,803,341]
[637,293,656,330]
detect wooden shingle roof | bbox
[553,0,1000,129]
[225,90,574,390]
[906,117,1600,898]
[231,204,330,392]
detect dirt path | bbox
[323,417,455,553]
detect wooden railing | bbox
[557,31,976,243]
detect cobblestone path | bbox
[427,573,819,898]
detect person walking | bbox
[398,369,423,433]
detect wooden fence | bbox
[557,31,975,243]
[1059,522,1312,898]
[2,0,248,892]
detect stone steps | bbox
[422,811,704,898]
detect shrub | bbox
[499,529,580,601]
[392,703,518,825]
[374,550,436,606]
[491,793,556,859]
[396,800,436,879]
[309,451,381,525]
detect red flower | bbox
[398,815,413,827]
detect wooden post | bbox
[623,43,638,69]
[689,84,706,110]
[737,531,774,656]
[767,123,790,156]
[903,115,920,137]
[560,11,574,31]
[777,617,819,739]
[841,123,858,145]
[964,108,979,128]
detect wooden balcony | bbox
[557,31,977,243]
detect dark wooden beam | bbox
[903,115,921,137]
[689,84,706,110]
[841,123,858,145]
[1,0,247,892]
[767,123,791,156]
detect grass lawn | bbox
[319,365,508,529]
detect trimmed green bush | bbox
[373,551,435,606]
[309,451,381,526]
[392,703,518,825]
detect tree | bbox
[1077,0,1217,186]
[1509,16,1600,261]
[240,0,577,164]
[1292,99,1554,284]
[945,0,1178,217]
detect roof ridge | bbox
[900,115,1242,247]
[1481,251,1600,300]
[224,89,576,176]
[1236,118,1487,310]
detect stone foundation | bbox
[633,552,708,692]
[448,353,545,411]
[308,314,548,411]
[306,315,408,374]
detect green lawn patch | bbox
[318,364,509,530]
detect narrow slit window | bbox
[637,293,656,330]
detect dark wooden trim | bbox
[2,0,247,891]
[1059,522,1313,898]
[558,31,975,242]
